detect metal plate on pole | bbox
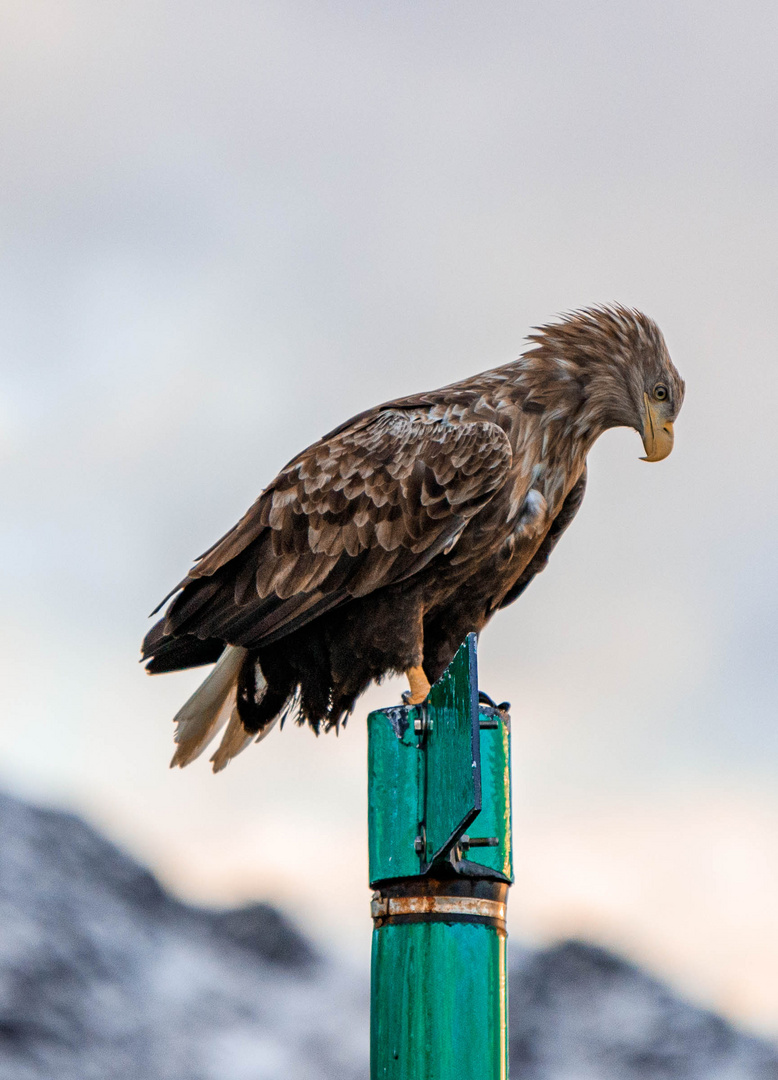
[368,634,492,884]
[421,633,481,869]
[453,709,513,882]
[367,704,421,884]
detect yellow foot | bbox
[402,665,431,706]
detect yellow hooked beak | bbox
[640,392,674,462]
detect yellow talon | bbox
[403,665,431,705]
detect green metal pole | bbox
[367,636,512,1080]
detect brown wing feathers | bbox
[143,408,512,671]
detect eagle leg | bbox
[402,665,431,706]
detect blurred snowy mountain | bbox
[0,791,774,1080]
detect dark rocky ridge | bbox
[510,942,778,1080]
[0,790,774,1079]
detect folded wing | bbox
[143,405,512,669]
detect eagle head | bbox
[604,305,685,463]
[528,304,685,462]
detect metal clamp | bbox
[371,893,507,931]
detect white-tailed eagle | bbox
[142,305,684,771]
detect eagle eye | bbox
[653,383,668,401]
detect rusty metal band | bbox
[371,895,507,930]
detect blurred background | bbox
[1,0,776,1050]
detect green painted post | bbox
[367,635,513,1080]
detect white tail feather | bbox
[169,645,248,769]
[210,706,252,773]
[210,663,278,773]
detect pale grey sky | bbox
[1,0,777,1032]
